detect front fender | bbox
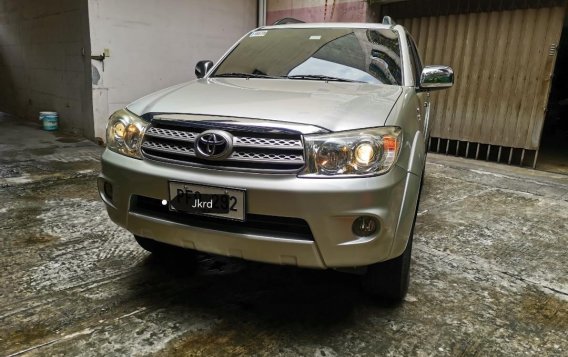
[389,131,425,258]
[406,131,426,177]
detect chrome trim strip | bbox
[152,113,329,135]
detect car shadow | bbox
[129,252,402,331]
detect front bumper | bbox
[98,149,420,269]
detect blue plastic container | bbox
[39,112,58,131]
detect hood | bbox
[127,78,402,132]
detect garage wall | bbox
[381,0,567,153]
[0,0,93,136]
[267,0,369,25]
[88,0,258,140]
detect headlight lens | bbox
[106,109,148,159]
[317,139,352,174]
[300,127,402,177]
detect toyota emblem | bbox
[195,130,234,160]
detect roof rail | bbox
[273,17,305,25]
[382,16,396,26]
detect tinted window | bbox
[213,28,403,85]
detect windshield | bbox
[212,28,402,85]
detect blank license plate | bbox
[168,182,246,221]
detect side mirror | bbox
[420,66,454,91]
[195,60,214,79]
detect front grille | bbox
[141,120,305,173]
[130,196,314,241]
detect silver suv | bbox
[98,21,453,301]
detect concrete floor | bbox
[1,113,567,356]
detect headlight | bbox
[106,109,149,159]
[300,127,402,177]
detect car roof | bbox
[261,23,400,31]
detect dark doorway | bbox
[538,15,568,175]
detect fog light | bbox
[352,216,379,237]
[103,181,113,201]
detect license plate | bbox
[168,182,246,221]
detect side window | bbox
[407,34,423,87]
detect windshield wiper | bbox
[286,74,364,83]
[214,72,282,79]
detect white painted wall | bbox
[266,0,368,24]
[0,0,93,136]
[88,0,258,140]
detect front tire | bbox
[362,170,424,302]
[361,223,414,301]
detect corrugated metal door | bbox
[399,6,565,151]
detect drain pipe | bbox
[258,0,267,27]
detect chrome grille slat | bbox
[234,136,302,149]
[145,127,197,141]
[230,151,304,164]
[141,121,305,172]
[142,141,196,156]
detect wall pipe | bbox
[258,0,267,27]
